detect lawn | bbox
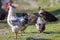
[0,21,60,40]
[0,6,60,40]
[0,5,60,40]
[0,0,60,40]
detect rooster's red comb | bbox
[6,3,12,12]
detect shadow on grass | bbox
[26,37,51,40]
[31,32,38,33]
[51,9,60,20]
[22,32,38,34]
[43,31,60,34]
[51,9,60,15]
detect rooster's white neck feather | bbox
[7,6,16,25]
[8,6,16,17]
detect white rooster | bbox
[7,3,28,39]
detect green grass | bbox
[0,5,60,40]
[0,21,60,40]
[0,0,60,40]
[0,4,60,40]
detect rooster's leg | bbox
[15,31,18,39]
